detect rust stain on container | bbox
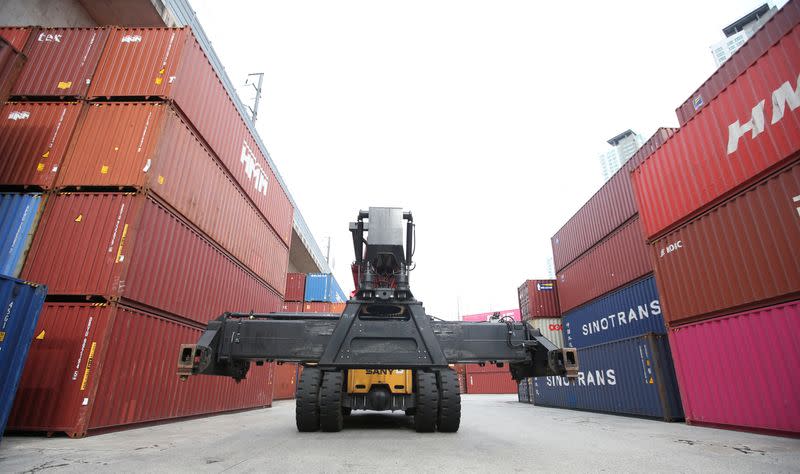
[0,102,84,189]
[8,302,273,437]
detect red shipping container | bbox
[303,302,333,313]
[675,1,800,126]
[633,25,800,240]
[21,192,283,325]
[461,309,520,322]
[55,102,288,290]
[552,128,677,271]
[464,369,518,394]
[557,217,652,313]
[0,38,24,102]
[8,302,273,437]
[669,300,800,436]
[0,102,83,189]
[273,363,300,400]
[12,28,109,98]
[0,27,33,53]
[518,280,560,319]
[652,159,800,326]
[284,272,306,302]
[88,28,293,246]
[281,301,303,312]
[464,363,511,374]
[330,302,346,314]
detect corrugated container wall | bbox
[304,273,345,303]
[0,102,83,189]
[518,280,560,319]
[526,318,564,348]
[632,24,800,240]
[55,102,288,291]
[669,301,800,435]
[551,127,677,271]
[303,302,333,313]
[652,159,800,326]
[461,309,521,322]
[562,275,665,348]
[465,369,518,394]
[8,303,273,437]
[281,301,303,312]
[0,275,46,442]
[675,1,800,126]
[12,28,108,98]
[532,334,683,421]
[21,193,282,325]
[557,217,652,313]
[0,27,33,52]
[273,363,300,400]
[0,37,24,102]
[284,273,305,302]
[0,193,44,277]
[87,28,293,246]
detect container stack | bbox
[304,273,347,304]
[630,3,800,436]
[0,26,294,437]
[518,279,562,347]
[458,309,521,394]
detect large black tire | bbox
[436,368,461,432]
[295,367,322,432]
[413,371,438,432]
[319,371,344,432]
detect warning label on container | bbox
[80,342,97,391]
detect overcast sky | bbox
[190,0,780,319]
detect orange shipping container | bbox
[303,302,333,313]
[273,363,300,400]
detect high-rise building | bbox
[709,3,778,67]
[598,129,644,181]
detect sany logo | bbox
[38,33,62,43]
[727,72,799,154]
[659,240,682,258]
[548,323,562,331]
[7,111,30,120]
[121,35,142,43]
[240,141,269,196]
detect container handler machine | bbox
[178,207,578,432]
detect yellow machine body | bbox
[347,369,413,395]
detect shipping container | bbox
[526,318,564,348]
[675,1,800,126]
[0,193,44,277]
[669,300,799,436]
[518,280,560,319]
[55,102,288,288]
[463,363,512,374]
[330,302,346,314]
[21,192,283,325]
[88,27,293,245]
[632,24,800,240]
[562,275,664,349]
[552,128,677,271]
[518,377,531,403]
[0,275,46,442]
[0,102,83,189]
[465,369,518,394]
[461,309,521,322]
[653,159,800,326]
[283,273,306,302]
[281,301,303,312]
[304,273,346,303]
[8,302,273,437]
[557,217,652,313]
[303,302,333,313]
[532,334,683,421]
[0,37,24,103]
[273,363,300,400]
[12,28,109,98]
[0,27,33,53]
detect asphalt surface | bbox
[1,395,798,473]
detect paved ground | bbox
[1,395,797,473]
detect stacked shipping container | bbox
[0,26,296,435]
[630,6,800,435]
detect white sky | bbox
[190,0,779,319]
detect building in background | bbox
[709,3,777,67]
[598,129,643,181]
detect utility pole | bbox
[245,72,264,124]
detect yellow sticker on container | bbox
[37,163,45,172]
[42,150,50,158]
[100,165,109,174]
[57,81,73,90]
[648,377,654,384]
[0,331,5,342]
[80,342,97,391]
[154,77,163,85]
[159,68,165,74]
[36,330,45,340]
[115,223,129,263]
[158,175,164,184]
[75,214,83,222]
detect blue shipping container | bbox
[304,273,347,302]
[562,275,665,348]
[0,193,44,278]
[0,274,47,442]
[532,333,683,421]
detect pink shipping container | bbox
[552,128,676,271]
[518,280,560,319]
[12,27,109,98]
[8,302,274,437]
[652,158,800,326]
[87,27,293,245]
[557,217,652,313]
[669,300,800,436]
[464,369,518,394]
[0,27,33,53]
[632,23,800,240]
[461,309,520,322]
[21,192,283,325]
[55,102,288,290]
[284,272,306,302]
[0,102,83,189]
[675,1,800,126]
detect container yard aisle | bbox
[0,396,797,473]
